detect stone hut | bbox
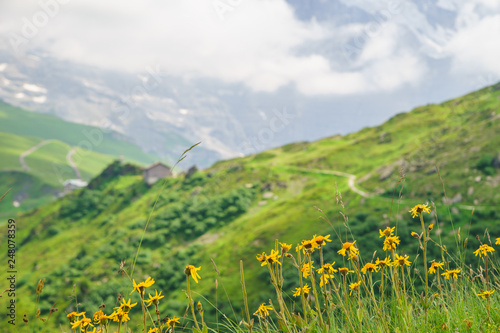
[143,162,171,185]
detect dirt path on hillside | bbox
[286,167,371,197]
[66,147,81,179]
[19,140,55,171]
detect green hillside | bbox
[0,101,157,165]
[0,131,118,216]
[1,84,499,331]
[0,102,162,216]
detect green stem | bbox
[307,253,324,328]
[420,212,429,327]
[187,276,201,331]
[240,261,253,333]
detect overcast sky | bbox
[1,0,499,97]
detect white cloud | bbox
[0,0,498,96]
[446,14,500,76]
[0,0,429,96]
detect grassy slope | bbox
[0,101,160,215]
[0,101,157,165]
[0,131,42,170]
[1,84,499,330]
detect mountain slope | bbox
[0,102,162,215]
[0,101,157,164]
[1,83,499,330]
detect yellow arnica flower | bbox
[376,257,391,268]
[301,262,315,278]
[185,265,202,283]
[361,262,379,274]
[145,289,164,307]
[317,262,337,274]
[409,204,431,218]
[279,242,292,253]
[253,303,273,317]
[428,261,444,274]
[312,234,332,247]
[477,290,495,299]
[383,236,400,251]
[71,316,93,330]
[496,237,500,245]
[441,269,460,280]
[148,328,161,333]
[393,254,411,267]
[67,311,85,322]
[348,251,359,262]
[111,309,130,323]
[264,249,282,266]
[411,231,420,239]
[379,226,395,238]
[115,298,137,314]
[428,224,434,231]
[299,239,316,253]
[473,244,495,257]
[338,241,358,257]
[93,310,113,325]
[320,274,334,287]
[338,267,354,276]
[349,281,361,295]
[166,316,180,327]
[130,276,155,295]
[293,284,311,297]
[256,252,266,264]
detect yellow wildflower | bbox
[279,242,292,253]
[411,231,420,239]
[71,315,93,330]
[293,284,311,297]
[145,289,164,307]
[320,274,334,287]
[428,261,444,274]
[409,204,431,218]
[317,262,337,274]
[114,298,137,314]
[130,276,155,295]
[166,316,180,327]
[473,244,495,257]
[477,290,495,299]
[348,251,359,262]
[301,262,315,278]
[361,262,379,274]
[312,234,332,247]
[337,241,358,257]
[148,328,161,333]
[67,311,85,322]
[185,265,202,283]
[496,237,500,245]
[441,269,460,280]
[93,310,113,325]
[349,281,361,295]
[256,252,267,265]
[299,239,316,253]
[393,254,411,267]
[376,257,391,268]
[265,249,282,266]
[254,303,273,317]
[111,309,130,323]
[383,236,400,251]
[379,226,395,238]
[338,267,354,277]
[428,224,434,231]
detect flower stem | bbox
[240,260,253,333]
[187,276,201,332]
[420,212,429,327]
